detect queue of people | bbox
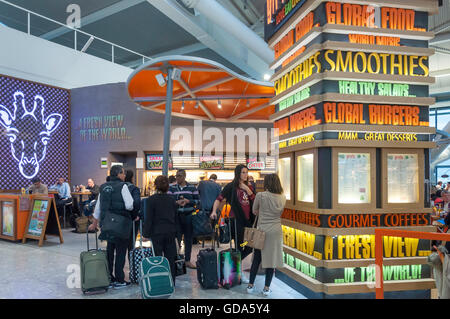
[80,164,287,296]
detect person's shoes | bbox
[262,288,272,297]
[241,273,249,284]
[185,261,196,269]
[246,285,255,294]
[113,281,131,289]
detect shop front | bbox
[265,0,438,298]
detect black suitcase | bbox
[196,224,219,289]
[129,220,153,284]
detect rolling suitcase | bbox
[80,230,110,295]
[218,217,241,289]
[196,224,219,289]
[129,220,153,284]
[139,239,174,299]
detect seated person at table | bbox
[27,177,48,195]
[50,177,72,216]
[81,178,100,217]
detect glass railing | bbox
[0,0,151,68]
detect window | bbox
[387,154,419,203]
[297,154,314,202]
[278,157,291,200]
[338,153,370,204]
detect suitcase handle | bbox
[86,226,99,251]
[133,219,144,249]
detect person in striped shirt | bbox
[168,169,200,269]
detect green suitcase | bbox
[80,231,111,294]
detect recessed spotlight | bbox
[246,100,250,107]
[264,73,271,81]
[218,100,222,109]
[181,100,185,111]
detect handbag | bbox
[99,212,132,241]
[175,239,186,276]
[192,208,214,237]
[244,216,265,250]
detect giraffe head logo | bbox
[0,91,62,179]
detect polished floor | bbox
[0,229,306,299]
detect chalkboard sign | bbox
[199,156,224,169]
[146,154,173,170]
[22,196,63,247]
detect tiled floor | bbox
[0,229,306,299]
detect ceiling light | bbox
[264,73,271,81]
[181,100,185,111]
[171,68,182,80]
[218,100,222,109]
[195,101,199,109]
[155,73,166,87]
[246,100,250,107]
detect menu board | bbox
[278,157,291,200]
[387,154,419,203]
[298,154,314,202]
[199,156,224,169]
[2,201,14,237]
[27,199,48,237]
[338,153,370,204]
[146,154,172,170]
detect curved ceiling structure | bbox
[126,55,275,123]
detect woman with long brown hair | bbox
[246,173,286,296]
[210,164,255,282]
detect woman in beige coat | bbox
[247,174,286,296]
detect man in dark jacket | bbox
[168,169,199,269]
[124,170,142,264]
[89,165,135,289]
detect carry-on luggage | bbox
[218,217,241,289]
[80,229,110,295]
[175,239,187,276]
[218,204,231,244]
[196,223,219,289]
[139,240,174,299]
[129,220,153,284]
[192,208,214,237]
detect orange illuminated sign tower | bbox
[266,0,438,298]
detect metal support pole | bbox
[162,68,173,176]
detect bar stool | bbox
[63,201,73,228]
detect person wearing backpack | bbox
[142,175,179,285]
[88,165,135,289]
[124,170,142,263]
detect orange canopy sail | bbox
[127,56,275,123]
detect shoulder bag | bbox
[243,216,265,250]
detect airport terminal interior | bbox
[1,0,450,300]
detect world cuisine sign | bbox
[266,1,428,43]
